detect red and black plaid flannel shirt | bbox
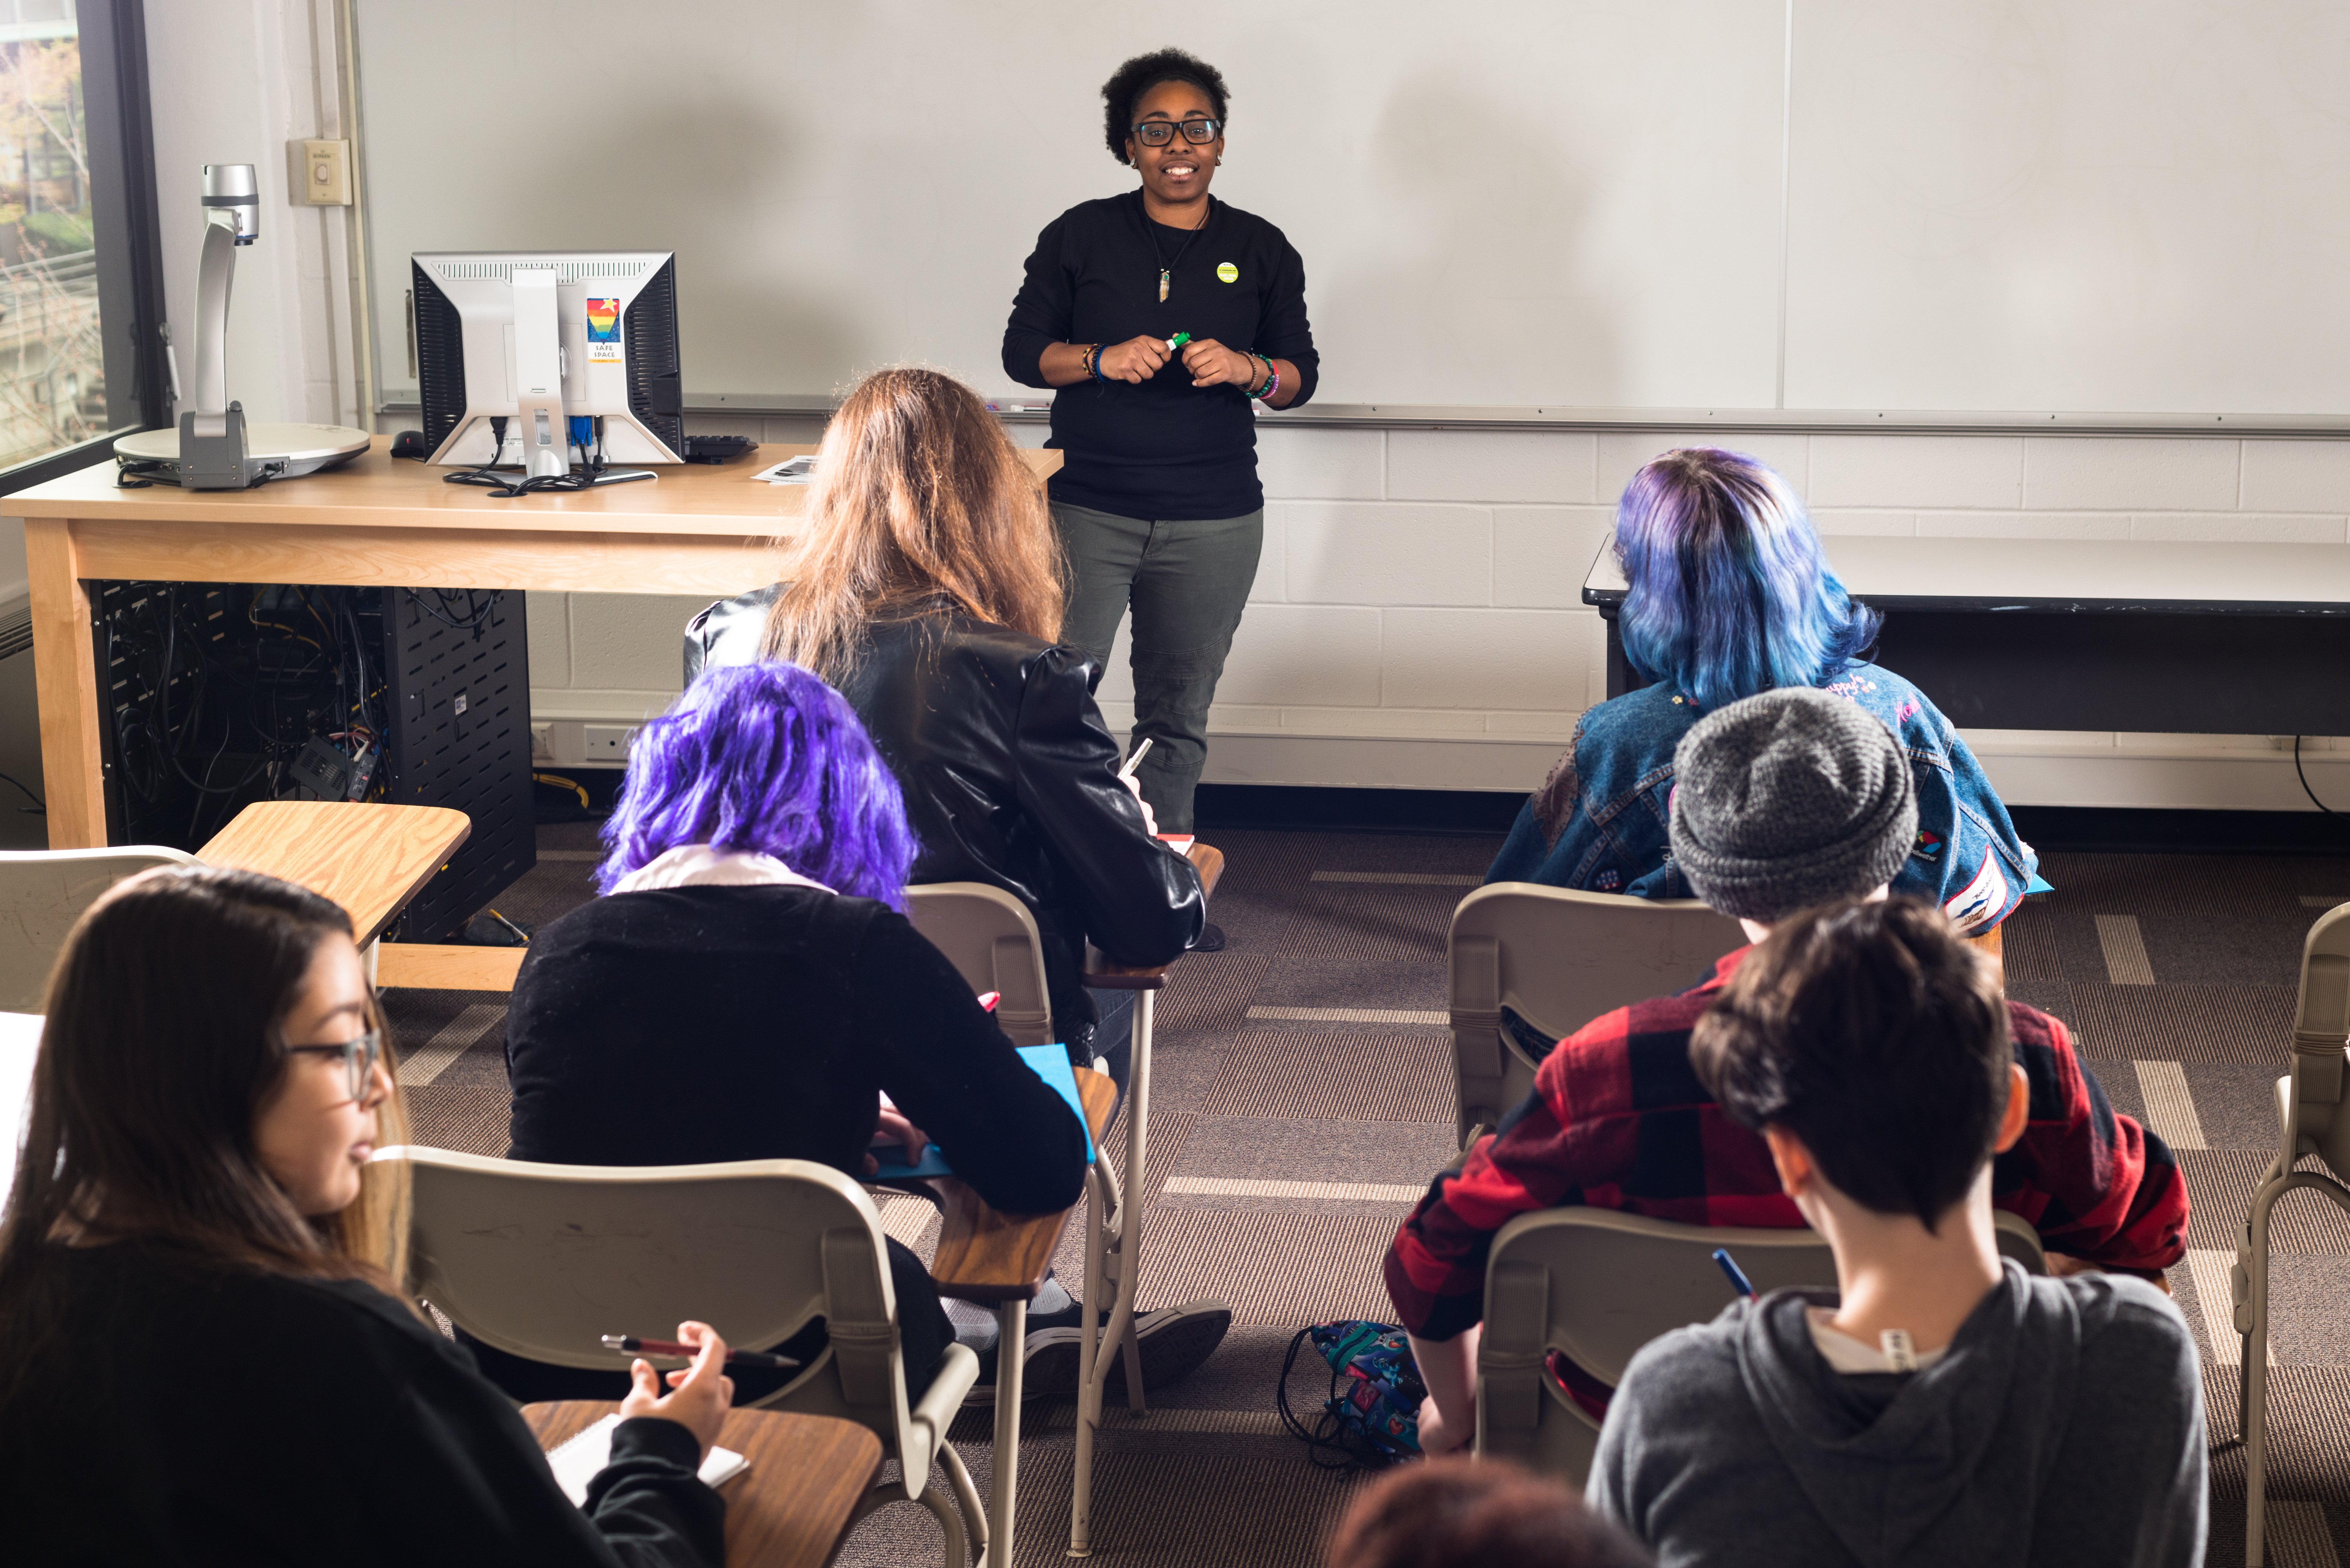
[1385,946,2189,1340]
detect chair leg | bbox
[2236,1169,2350,1568]
[941,1440,990,1567]
[916,1472,973,1568]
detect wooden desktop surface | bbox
[17,445,1059,850]
[195,800,472,946]
[929,1064,1119,1302]
[524,1402,882,1568]
[1583,533,2350,612]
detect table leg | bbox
[987,1296,1026,1568]
[1068,988,1152,1558]
[26,517,105,848]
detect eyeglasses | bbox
[287,1027,384,1103]
[1131,118,1221,147]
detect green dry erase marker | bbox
[1167,331,1192,351]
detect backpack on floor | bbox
[1277,1320,1426,1470]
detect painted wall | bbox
[103,6,2350,814]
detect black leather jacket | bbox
[685,587,1205,1043]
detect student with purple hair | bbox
[1487,448,2035,939]
[489,661,1090,1401]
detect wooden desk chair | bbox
[918,1065,1117,1568]
[0,846,198,1010]
[1450,882,1746,1149]
[1476,1205,2049,1487]
[1061,840,1223,1560]
[2235,900,2350,1566]
[902,884,1056,1048]
[526,1401,884,1568]
[194,800,480,988]
[377,1146,990,1568]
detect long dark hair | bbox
[0,867,410,1394]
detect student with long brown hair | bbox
[686,366,1206,1090]
[0,866,731,1566]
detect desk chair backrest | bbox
[2280,902,2350,1176]
[1477,1204,2048,1485]
[379,1146,929,1466]
[0,847,200,1011]
[1450,882,1747,1145]
[903,882,1055,1047]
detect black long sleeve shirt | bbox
[507,885,1090,1218]
[1003,190,1319,520]
[0,1243,724,1567]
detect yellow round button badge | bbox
[1216,262,1238,283]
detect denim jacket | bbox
[1487,664,2038,933]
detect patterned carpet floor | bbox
[384,824,2350,1567]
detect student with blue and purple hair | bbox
[1487,447,2035,938]
[489,661,1091,1402]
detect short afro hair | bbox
[1100,48,1230,163]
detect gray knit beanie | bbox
[1668,688,1917,921]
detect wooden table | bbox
[14,443,1061,852]
[925,1065,1119,1568]
[524,1401,882,1568]
[1585,535,2350,733]
[1063,842,1224,1560]
[195,799,473,946]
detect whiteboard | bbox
[351,0,2350,418]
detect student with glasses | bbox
[1002,46,1320,905]
[0,866,732,1565]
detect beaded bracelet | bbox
[1252,358,1280,401]
[1086,343,1107,382]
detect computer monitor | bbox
[411,250,686,472]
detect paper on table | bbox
[545,1412,746,1506]
[755,455,816,485]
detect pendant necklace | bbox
[1145,194,1212,303]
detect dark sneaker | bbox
[1016,1299,1233,1401]
[1192,922,1227,953]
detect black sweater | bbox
[0,1243,722,1566]
[1003,190,1319,520]
[507,885,1089,1217]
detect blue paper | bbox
[867,1043,1097,1181]
[2026,873,2055,896]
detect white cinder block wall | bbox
[528,418,2350,811]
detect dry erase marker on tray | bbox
[601,1335,800,1369]
[1711,1248,1756,1299]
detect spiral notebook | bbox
[545,1412,747,1505]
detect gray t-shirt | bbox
[1586,1262,2205,1568]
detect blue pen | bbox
[1711,1247,1756,1299]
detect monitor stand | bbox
[444,463,657,491]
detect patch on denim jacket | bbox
[1591,867,1622,892]
[1913,829,1945,863]
[1944,857,2010,934]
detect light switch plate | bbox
[289,138,351,205]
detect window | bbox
[0,0,164,495]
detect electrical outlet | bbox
[582,724,636,760]
[289,138,351,205]
[530,722,553,761]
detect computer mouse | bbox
[391,430,429,460]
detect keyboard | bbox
[677,434,757,464]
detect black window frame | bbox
[0,0,167,499]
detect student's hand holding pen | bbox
[1119,739,1159,835]
[618,1320,734,1461]
[866,1097,933,1175]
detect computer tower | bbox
[92,581,535,941]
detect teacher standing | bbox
[1004,47,1318,892]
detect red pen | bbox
[601,1335,799,1370]
[977,991,1000,1012]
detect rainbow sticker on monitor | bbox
[585,298,622,362]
